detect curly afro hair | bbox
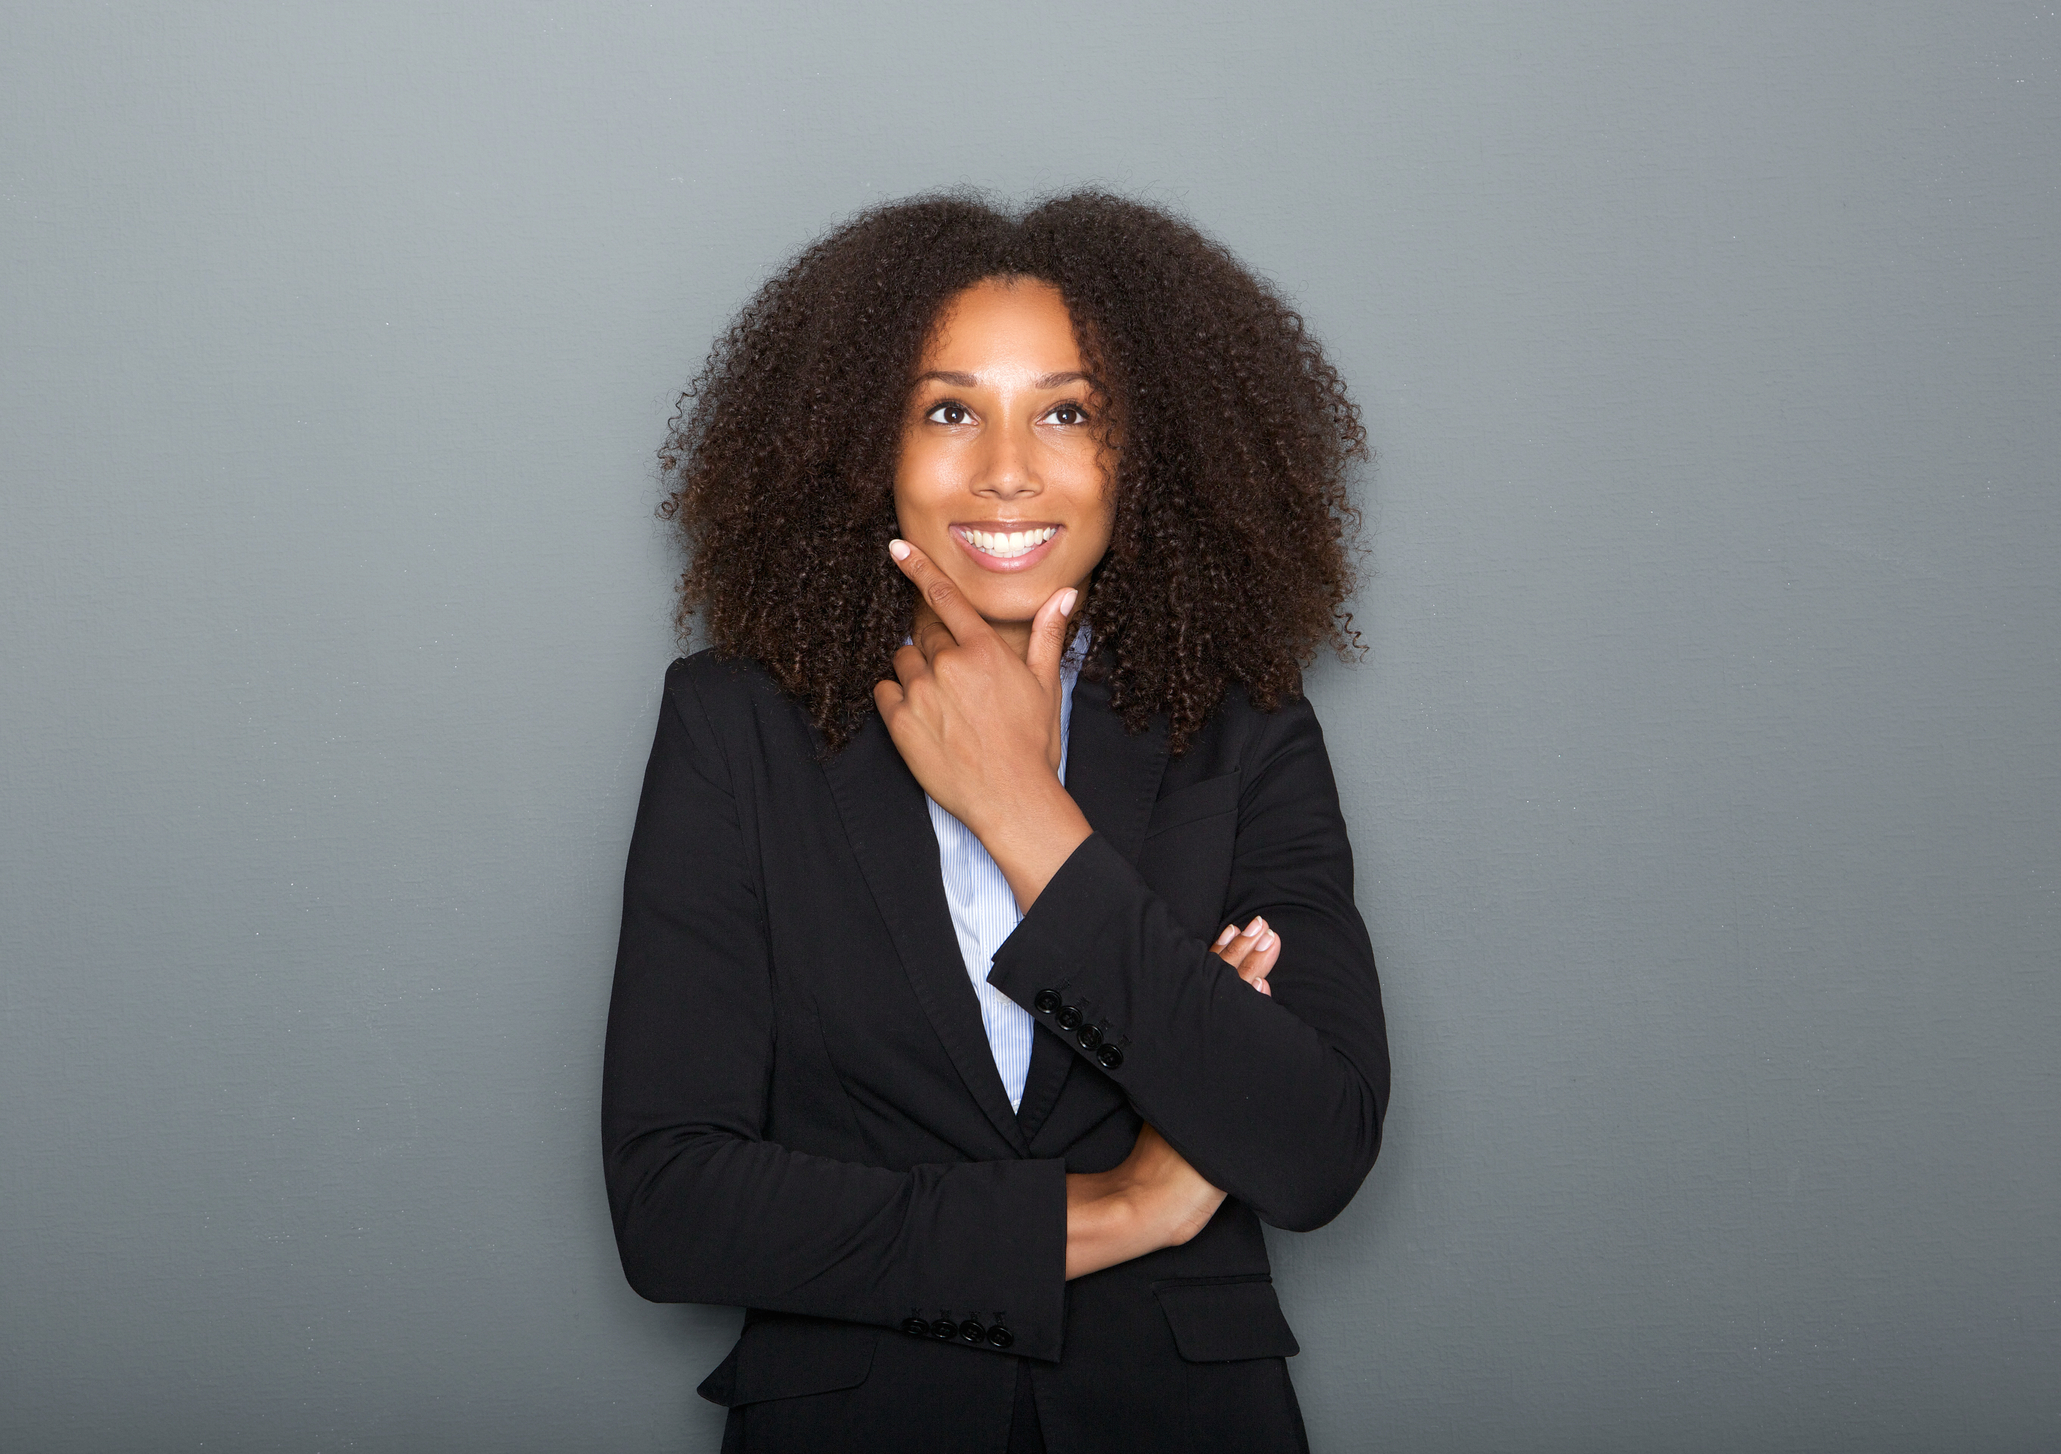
[659,190,1366,754]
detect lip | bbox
[948,522,1065,574]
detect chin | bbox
[965,591,1045,626]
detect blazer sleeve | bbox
[602,664,1068,1357]
[987,694,1389,1233]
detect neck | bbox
[992,620,1034,661]
[909,589,1091,665]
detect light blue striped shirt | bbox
[923,632,1087,1112]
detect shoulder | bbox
[1193,675,1324,761]
[1145,675,1327,802]
[665,648,779,713]
[660,649,823,762]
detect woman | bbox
[603,192,1388,1453]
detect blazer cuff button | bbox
[931,1319,958,1340]
[986,1324,1014,1349]
[1033,989,1061,1014]
[959,1320,985,1344]
[1056,1005,1083,1031]
[902,1317,930,1337]
[1076,1023,1102,1050]
[1096,1044,1124,1070]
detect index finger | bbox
[889,538,997,650]
[910,610,957,664]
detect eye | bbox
[1044,401,1090,426]
[925,401,972,426]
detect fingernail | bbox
[1214,925,1237,948]
[1245,917,1264,936]
[1257,933,1276,952]
[1059,588,1078,617]
[1257,981,1272,996]
[888,539,911,561]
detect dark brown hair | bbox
[659,190,1366,753]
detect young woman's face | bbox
[894,277,1116,633]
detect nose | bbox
[974,416,1041,501]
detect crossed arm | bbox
[604,659,1380,1358]
[605,541,1378,1350]
[875,538,1313,1280]
[1061,916,1281,1278]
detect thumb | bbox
[1027,586,1078,694]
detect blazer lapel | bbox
[1013,671,1169,1142]
[823,714,1029,1154]
[1060,671,1169,861]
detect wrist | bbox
[972,778,1092,912]
[1064,1168,1152,1280]
[957,767,1071,841]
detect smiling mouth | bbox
[953,524,1060,560]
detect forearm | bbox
[1064,1167,1159,1280]
[967,775,1093,912]
[607,1125,1069,1354]
[993,835,1389,1231]
[1062,1123,1228,1279]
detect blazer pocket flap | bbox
[697,1314,878,1407]
[1145,773,1240,839]
[1152,1277,1301,1363]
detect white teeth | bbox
[963,526,1056,559]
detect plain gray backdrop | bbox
[3,3,2056,1450]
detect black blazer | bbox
[602,651,1389,1453]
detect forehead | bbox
[921,278,1081,373]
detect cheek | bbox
[891,452,950,532]
[1070,480,1116,553]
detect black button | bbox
[959,1319,985,1343]
[1033,989,1061,1014]
[986,1324,1014,1349]
[1097,1044,1124,1070]
[902,1317,930,1337]
[932,1318,957,1340]
[1076,1023,1102,1050]
[1056,1005,1083,1031]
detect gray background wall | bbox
[3,3,2055,1449]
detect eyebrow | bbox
[913,370,1092,390]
